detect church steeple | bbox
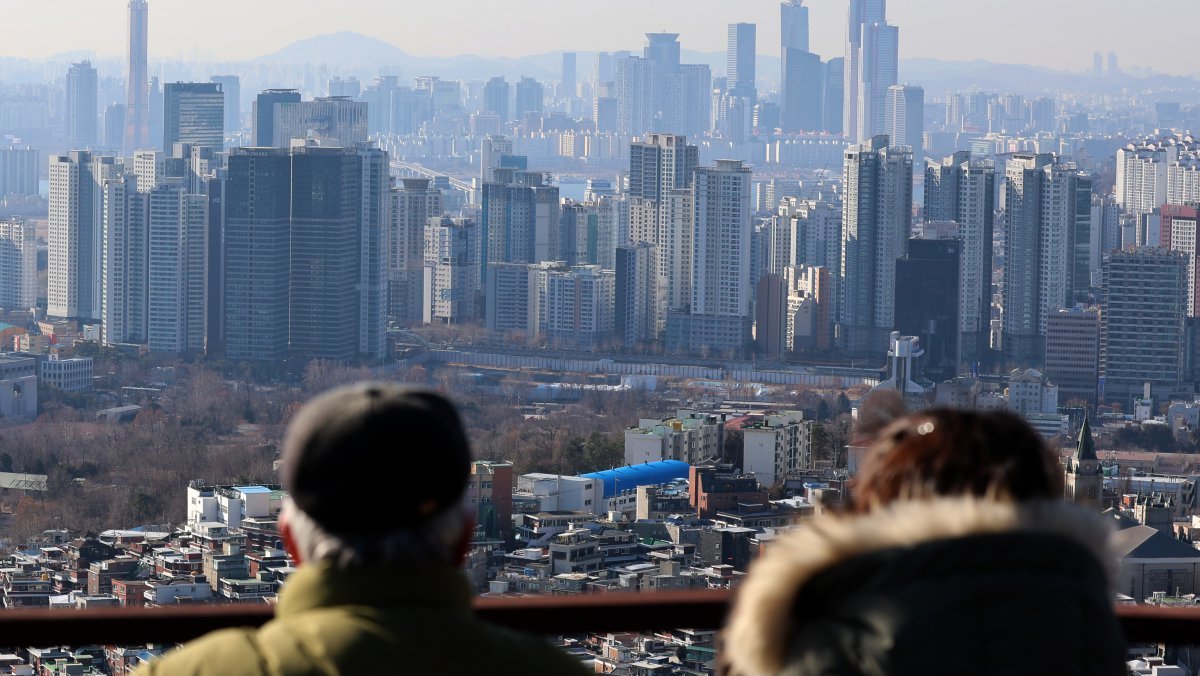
[1075,416,1097,463]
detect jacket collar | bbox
[276,562,474,617]
[723,498,1116,676]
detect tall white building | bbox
[1116,141,1175,215]
[615,56,653,136]
[1002,154,1092,365]
[844,0,895,143]
[742,411,814,488]
[101,172,148,346]
[840,135,913,356]
[49,151,119,321]
[390,178,442,323]
[545,265,615,348]
[884,84,923,161]
[671,159,754,354]
[423,217,479,325]
[0,220,37,311]
[147,181,207,353]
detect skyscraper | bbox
[210,75,241,138]
[0,220,38,311]
[1002,154,1093,365]
[483,77,510,124]
[844,0,895,143]
[514,77,545,121]
[163,82,224,151]
[390,178,443,323]
[252,89,301,147]
[857,21,899,142]
[839,135,913,356]
[628,134,698,333]
[49,151,119,321]
[781,48,822,132]
[123,0,150,157]
[925,151,995,367]
[884,84,923,160]
[615,242,655,347]
[267,97,367,148]
[727,23,757,100]
[147,180,208,353]
[615,56,653,135]
[672,159,754,355]
[823,57,845,135]
[561,53,577,98]
[423,217,480,325]
[1101,248,1189,405]
[895,237,960,381]
[100,171,149,346]
[781,0,810,53]
[223,145,388,362]
[66,61,98,149]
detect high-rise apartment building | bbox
[1159,204,1200,317]
[123,0,150,156]
[49,151,120,321]
[100,172,149,346]
[390,178,443,323]
[163,82,224,151]
[840,135,913,356]
[781,48,822,133]
[615,243,655,348]
[615,56,653,135]
[545,266,616,349]
[1002,153,1092,365]
[480,170,560,280]
[884,84,923,160]
[423,217,479,325]
[925,151,996,366]
[1101,248,1189,406]
[0,220,38,311]
[66,61,98,149]
[483,77,510,124]
[514,77,544,121]
[0,146,39,197]
[1116,140,1175,216]
[669,160,754,355]
[147,181,207,353]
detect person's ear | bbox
[280,510,304,566]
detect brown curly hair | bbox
[851,408,1063,512]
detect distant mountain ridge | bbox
[252,32,1200,95]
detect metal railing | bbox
[0,590,1196,647]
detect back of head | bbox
[851,408,1062,511]
[281,383,471,543]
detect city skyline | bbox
[5,0,1196,77]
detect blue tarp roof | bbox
[234,486,272,494]
[581,460,690,499]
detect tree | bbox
[581,433,623,473]
[0,451,12,473]
[815,399,832,422]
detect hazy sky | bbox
[6,0,1193,75]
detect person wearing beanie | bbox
[138,383,589,675]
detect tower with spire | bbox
[1064,416,1102,509]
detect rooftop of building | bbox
[582,461,691,499]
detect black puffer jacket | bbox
[723,498,1125,676]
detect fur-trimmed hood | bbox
[723,498,1117,676]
